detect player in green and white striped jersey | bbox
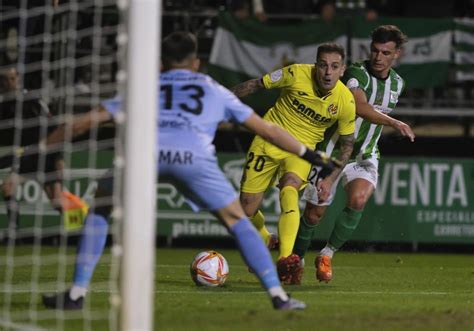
[293,25,415,283]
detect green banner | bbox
[350,17,453,89]
[208,14,456,94]
[1,153,473,245]
[207,12,347,112]
[454,18,474,81]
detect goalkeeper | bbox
[42,31,340,310]
[0,67,87,239]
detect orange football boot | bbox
[315,255,332,283]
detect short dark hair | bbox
[316,43,345,62]
[371,25,408,49]
[162,31,197,65]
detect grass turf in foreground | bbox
[0,246,472,330]
[155,248,474,331]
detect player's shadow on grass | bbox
[157,277,281,293]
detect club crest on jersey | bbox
[346,78,359,89]
[390,91,399,104]
[270,69,283,82]
[327,104,338,115]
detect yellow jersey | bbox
[262,63,355,148]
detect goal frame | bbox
[120,0,161,330]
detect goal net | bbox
[0,1,159,330]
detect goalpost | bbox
[0,1,160,330]
[121,0,160,330]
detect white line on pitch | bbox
[153,290,466,296]
[0,319,47,331]
[2,288,470,297]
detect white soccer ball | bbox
[190,251,229,287]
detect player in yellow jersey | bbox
[231,43,356,284]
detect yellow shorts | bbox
[240,136,311,193]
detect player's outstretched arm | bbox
[325,133,354,181]
[46,106,113,146]
[230,78,264,98]
[243,113,340,170]
[316,133,354,202]
[352,88,415,142]
[390,119,415,142]
[2,106,113,170]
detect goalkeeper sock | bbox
[230,218,280,290]
[69,285,87,300]
[328,207,363,250]
[73,213,109,288]
[250,210,272,245]
[268,287,289,301]
[293,216,317,258]
[278,186,300,258]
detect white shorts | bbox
[302,158,379,206]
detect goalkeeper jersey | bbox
[101,69,256,211]
[317,61,405,161]
[102,69,253,157]
[158,69,253,156]
[262,63,355,149]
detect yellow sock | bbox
[278,186,300,259]
[250,210,272,245]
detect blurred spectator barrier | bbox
[156,154,474,247]
[2,152,473,247]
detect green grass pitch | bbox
[0,246,473,330]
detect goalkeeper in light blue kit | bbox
[42,31,340,310]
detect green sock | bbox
[328,207,363,250]
[293,216,317,258]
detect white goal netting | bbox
[0,1,158,330]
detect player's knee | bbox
[223,212,243,227]
[278,174,303,190]
[216,201,246,228]
[239,195,257,217]
[2,184,11,197]
[346,193,368,211]
[303,204,324,225]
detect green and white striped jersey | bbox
[317,60,405,161]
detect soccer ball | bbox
[190,251,229,287]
